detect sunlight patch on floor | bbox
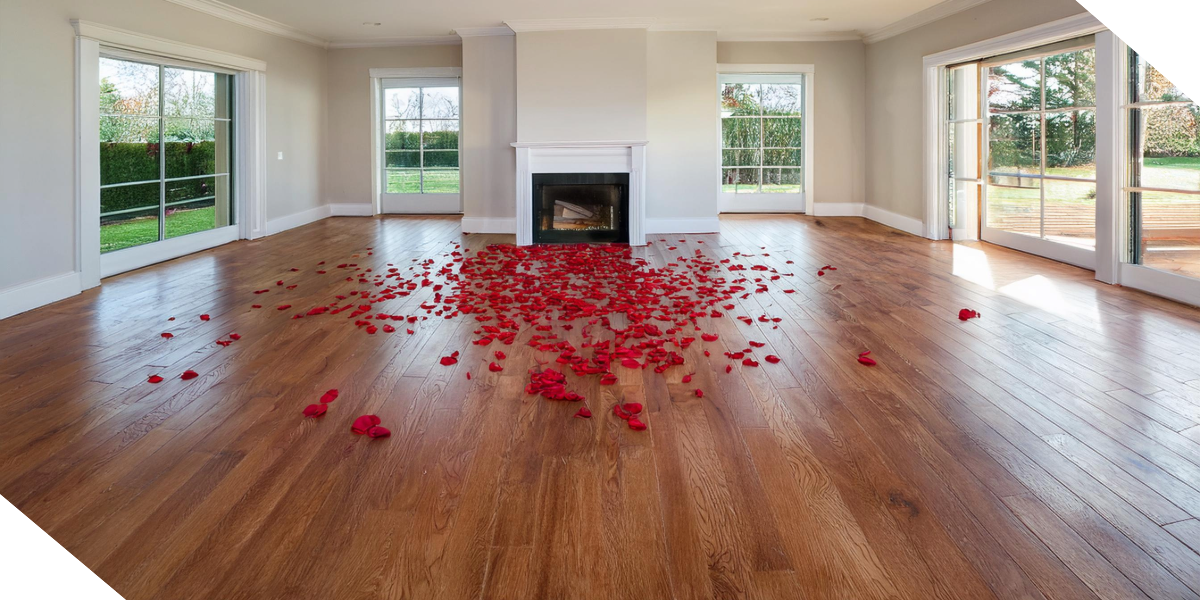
[951,243,995,290]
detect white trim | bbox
[454,27,515,38]
[922,62,944,239]
[371,67,463,80]
[329,36,462,49]
[371,77,383,215]
[330,203,378,217]
[504,18,657,33]
[381,195,462,214]
[717,32,860,42]
[863,0,993,44]
[101,226,239,278]
[811,202,865,217]
[0,272,83,321]
[76,37,102,290]
[1094,30,1123,284]
[645,218,721,234]
[237,70,268,239]
[864,205,925,236]
[265,205,333,236]
[1119,264,1200,308]
[461,217,517,234]
[718,195,807,214]
[160,0,325,47]
[980,227,1097,270]
[716,63,815,74]
[71,20,267,72]
[511,140,649,148]
[920,13,1104,68]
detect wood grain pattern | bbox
[3,214,1200,598]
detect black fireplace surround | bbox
[532,172,629,244]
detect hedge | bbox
[100,141,223,214]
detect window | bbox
[382,79,460,195]
[946,63,982,238]
[720,75,805,197]
[1126,49,1200,279]
[99,55,233,254]
[984,44,1097,249]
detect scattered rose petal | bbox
[440,355,458,366]
[622,402,643,415]
[351,415,382,434]
[574,407,592,419]
[958,308,980,321]
[180,370,199,380]
[303,403,327,418]
[765,355,781,364]
[489,362,503,372]
[366,425,391,439]
[320,389,339,403]
[694,388,704,398]
[161,332,173,339]
[200,314,210,321]
[628,418,647,431]
[147,375,164,384]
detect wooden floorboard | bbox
[3,214,1200,599]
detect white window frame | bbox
[716,64,815,215]
[73,20,266,285]
[370,67,462,215]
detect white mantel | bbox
[512,140,648,246]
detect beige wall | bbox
[717,41,867,207]
[462,35,517,223]
[864,0,1087,218]
[324,44,462,206]
[647,32,719,222]
[516,29,648,142]
[0,0,327,292]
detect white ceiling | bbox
[176,0,980,46]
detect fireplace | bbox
[532,173,629,244]
[512,141,647,246]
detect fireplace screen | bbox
[532,173,629,243]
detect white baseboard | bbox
[265,204,332,235]
[645,217,721,234]
[330,203,376,217]
[461,217,516,234]
[0,271,83,320]
[863,205,925,236]
[810,202,865,217]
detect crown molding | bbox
[504,17,658,33]
[161,0,327,47]
[72,19,268,71]
[717,31,862,42]
[327,35,462,49]
[453,26,515,37]
[862,0,992,44]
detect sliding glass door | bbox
[981,41,1097,268]
[1125,49,1200,279]
[99,54,233,262]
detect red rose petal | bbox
[574,407,592,419]
[694,388,703,398]
[857,355,877,366]
[200,314,210,321]
[701,333,719,342]
[622,402,643,415]
[765,355,781,364]
[229,333,241,340]
[440,355,458,366]
[628,418,647,431]
[495,350,506,360]
[351,415,382,434]
[277,305,291,310]
[742,358,760,367]
[958,308,980,321]
[366,425,391,439]
[180,370,199,380]
[147,375,164,384]
[613,404,631,420]
[320,389,339,403]
[303,403,327,418]
[161,332,174,339]
[682,373,693,383]
[489,362,503,372]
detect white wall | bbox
[515,29,648,142]
[864,0,1088,219]
[647,32,719,225]
[0,0,326,294]
[717,41,867,207]
[462,35,517,227]
[324,44,463,206]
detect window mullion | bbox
[419,88,425,194]
[1039,57,1047,239]
[158,64,166,242]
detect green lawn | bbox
[387,169,460,194]
[101,206,217,253]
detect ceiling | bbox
[170,0,982,46]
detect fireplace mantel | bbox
[512,141,647,246]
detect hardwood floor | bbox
[3,213,1200,599]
